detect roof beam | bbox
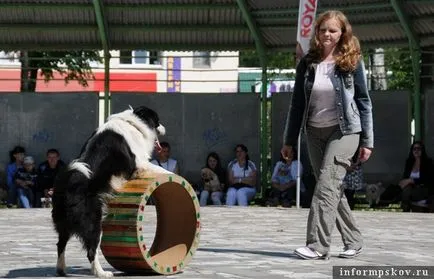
[0,43,258,51]
[236,0,268,63]
[390,0,419,47]
[252,3,392,17]
[0,24,250,32]
[391,0,422,140]
[92,0,111,120]
[92,0,110,51]
[0,22,407,32]
[0,3,237,10]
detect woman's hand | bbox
[358,147,372,163]
[399,178,414,188]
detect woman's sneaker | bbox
[339,247,362,258]
[294,246,329,260]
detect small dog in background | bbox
[40,197,52,208]
[365,182,385,207]
[201,168,222,193]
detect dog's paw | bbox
[96,271,113,278]
[56,268,66,277]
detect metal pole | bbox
[104,51,110,120]
[296,134,301,208]
[391,0,422,140]
[412,50,422,140]
[260,59,268,196]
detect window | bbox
[119,50,161,65]
[133,50,147,64]
[149,51,161,65]
[193,51,211,68]
[119,50,133,64]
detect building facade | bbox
[0,50,239,93]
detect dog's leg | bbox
[56,231,70,276]
[85,230,113,278]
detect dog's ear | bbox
[133,106,160,129]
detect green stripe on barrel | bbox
[102,235,138,243]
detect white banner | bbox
[297,0,318,56]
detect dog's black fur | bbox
[52,106,166,277]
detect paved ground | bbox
[0,207,433,279]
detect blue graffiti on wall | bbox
[202,127,227,148]
[32,129,53,143]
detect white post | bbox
[296,133,301,209]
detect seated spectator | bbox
[266,149,305,207]
[6,146,25,208]
[199,152,226,206]
[14,156,38,208]
[226,144,257,206]
[35,149,66,208]
[343,154,364,210]
[151,141,180,174]
[398,141,434,212]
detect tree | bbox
[383,48,414,91]
[19,50,102,92]
[239,50,296,69]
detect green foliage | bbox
[239,50,296,81]
[32,50,101,85]
[383,48,414,90]
[20,50,102,92]
[239,50,296,69]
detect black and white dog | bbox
[52,106,169,278]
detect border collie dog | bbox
[52,106,169,278]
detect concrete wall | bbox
[422,49,434,158]
[0,93,98,172]
[111,93,260,189]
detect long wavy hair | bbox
[307,10,361,72]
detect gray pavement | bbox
[0,207,433,279]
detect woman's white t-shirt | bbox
[150,158,178,173]
[228,160,256,179]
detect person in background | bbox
[199,152,226,206]
[14,156,38,208]
[6,146,25,208]
[226,144,257,206]
[35,148,66,208]
[151,141,180,174]
[266,148,305,207]
[398,141,434,212]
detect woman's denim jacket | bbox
[283,56,374,149]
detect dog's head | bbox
[365,182,384,207]
[201,168,214,182]
[132,106,166,137]
[106,106,166,158]
[130,106,166,152]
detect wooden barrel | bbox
[100,173,200,275]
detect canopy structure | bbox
[0,0,433,52]
[1,0,433,200]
